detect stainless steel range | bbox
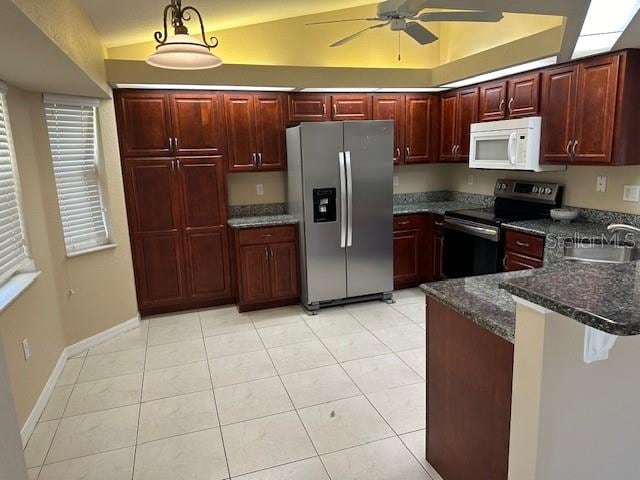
[442,179,563,279]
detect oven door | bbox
[443,217,501,279]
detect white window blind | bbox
[0,84,33,286]
[44,94,109,254]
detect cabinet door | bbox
[372,95,405,164]
[393,229,423,288]
[224,94,257,171]
[124,159,186,310]
[572,54,620,164]
[540,65,578,163]
[116,92,173,157]
[507,73,540,118]
[239,245,272,303]
[176,156,232,301]
[456,87,479,160]
[405,95,438,164]
[331,95,372,120]
[254,94,285,170]
[439,93,458,162]
[478,80,507,122]
[288,94,330,122]
[170,93,225,156]
[269,242,299,300]
[503,252,543,272]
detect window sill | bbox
[0,271,42,313]
[66,243,118,258]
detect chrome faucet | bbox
[607,224,640,235]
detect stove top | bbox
[445,207,543,227]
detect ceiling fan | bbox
[307,0,504,47]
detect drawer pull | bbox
[398,221,410,225]
[515,240,530,248]
[434,221,444,227]
[263,234,273,238]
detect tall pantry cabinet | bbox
[115,91,233,315]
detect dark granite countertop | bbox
[501,261,640,336]
[420,269,544,343]
[227,215,298,229]
[394,201,482,216]
[503,218,613,239]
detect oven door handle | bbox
[444,217,500,242]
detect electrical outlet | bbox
[596,176,607,193]
[623,185,640,202]
[256,184,264,196]
[468,175,474,185]
[393,175,399,187]
[22,338,30,361]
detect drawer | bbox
[394,215,424,231]
[503,252,543,272]
[504,229,544,258]
[237,225,296,246]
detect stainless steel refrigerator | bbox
[286,121,394,313]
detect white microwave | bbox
[469,117,564,172]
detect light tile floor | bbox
[24,288,444,480]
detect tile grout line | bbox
[199,310,233,480]
[131,319,150,480]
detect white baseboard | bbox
[65,314,141,359]
[20,313,140,447]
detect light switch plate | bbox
[623,185,640,202]
[393,175,399,187]
[256,184,264,196]
[596,176,607,193]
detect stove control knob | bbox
[544,187,552,195]
[532,186,538,193]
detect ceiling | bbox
[80,0,377,47]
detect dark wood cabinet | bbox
[170,93,226,156]
[331,95,372,120]
[116,92,173,157]
[393,215,428,289]
[288,94,330,122]
[540,65,578,164]
[478,80,507,122]
[431,215,445,281]
[439,88,478,162]
[372,95,405,164]
[427,298,514,480]
[225,93,285,172]
[234,225,299,312]
[502,229,544,272]
[405,95,439,164]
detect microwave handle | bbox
[508,132,517,165]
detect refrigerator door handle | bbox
[345,150,353,247]
[338,152,347,248]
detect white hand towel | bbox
[583,326,618,364]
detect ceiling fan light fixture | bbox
[146,0,223,70]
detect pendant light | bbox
[146,0,222,70]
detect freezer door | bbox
[300,122,348,303]
[343,121,394,297]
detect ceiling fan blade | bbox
[330,22,389,47]
[403,22,438,45]
[307,18,382,26]
[418,11,503,22]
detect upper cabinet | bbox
[372,94,438,165]
[331,95,372,120]
[540,51,640,165]
[439,87,478,162]
[288,94,331,122]
[478,73,540,122]
[224,93,286,172]
[116,92,226,158]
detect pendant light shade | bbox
[146,0,222,70]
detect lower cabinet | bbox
[393,215,428,289]
[233,225,300,312]
[427,297,514,480]
[502,229,545,272]
[431,215,445,281]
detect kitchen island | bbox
[421,259,640,480]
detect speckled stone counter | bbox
[227,215,298,229]
[503,218,612,239]
[394,201,482,216]
[501,261,640,336]
[421,269,545,343]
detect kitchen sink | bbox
[564,241,640,264]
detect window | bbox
[44,94,109,255]
[0,83,34,287]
